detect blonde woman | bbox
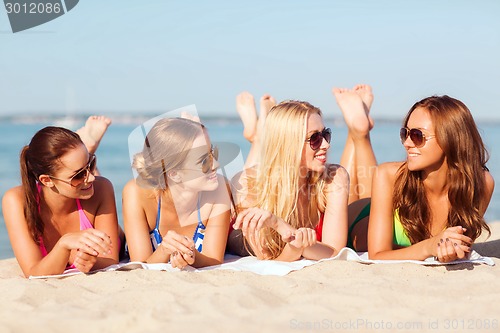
[122,117,232,268]
[232,86,376,260]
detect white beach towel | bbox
[28,247,495,279]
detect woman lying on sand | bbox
[122,117,232,269]
[231,85,376,261]
[3,116,121,277]
[367,95,494,262]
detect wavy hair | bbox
[21,126,83,243]
[132,117,205,189]
[249,100,330,258]
[393,95,490,243]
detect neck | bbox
[163,184,200,215]
[422,165,449,196]
[39,186,78,214]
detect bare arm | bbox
[190,176,231,268]
[368,163,472,261]
[3,186,112,277]
[87,177,120,269]
[122,180,170,263]
[321,164,349,251]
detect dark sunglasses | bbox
[49,154,97,187]
[181,145,219,174]
[305,128,332,150]
[200,145,219,173]
[400,127,435,148]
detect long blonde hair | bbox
[251,100,329,258]
[394,95,490,243]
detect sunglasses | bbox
[305,128,332,150]
[181,145,219,174]
[49,154,97,187]
[400,127,435,148]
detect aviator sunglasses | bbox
[400,127,435,148]
[48,154,97,187]
[306,128,332,150]
[181,145,219,174]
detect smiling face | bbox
[403,107,446,172]
[49,144,96,198]
[300,113,330,173]
[176,131,219,191]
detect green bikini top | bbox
[393,210,411,247]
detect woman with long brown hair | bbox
[368,95,494,262]
[3,118,120,277]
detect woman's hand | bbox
[234,207,280,236]
[60,229,112,257]
[431,226,472,262]
[160,231,195,269]
[72,250,98,273]
[288,228,318,250]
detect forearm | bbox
[192,251,224,268]
[369,240,433,261]
[92,256,119,270]
[274,244,303,262]
[26,243,70,277]
[145,245,171,264]
[302,243,337,260]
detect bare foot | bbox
[257,94,276,142]
[76,116,112,154]
[353,84,375,130]
[236,92,258,143]
[332,88,370,138]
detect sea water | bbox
[0,116,499,259]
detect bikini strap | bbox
[197,195,202,224]
[155,195,162,229]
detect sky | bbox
[1,0,499,120]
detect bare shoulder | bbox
[323,164,349,193]
[122,178,155,201]
[375,162,404,181]
[2,185,24,207]
[484,168,495,193]
[92,176,114,191]
[324,163,349,182]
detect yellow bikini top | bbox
[393,210,411,247]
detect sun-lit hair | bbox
[249,100,329,258]
[393,95,490,243]
[20,126,84,243]
[132,117,205,189]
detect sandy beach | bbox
[1,223,499,333]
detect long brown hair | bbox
[393,95,490,243]
[20,126,84,243]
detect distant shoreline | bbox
[2,113,499,126]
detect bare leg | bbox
[258,93,275,134]
[236,92,258,143]
[347,197,371,252]
[76,115,111,176]
[333,86,376,203]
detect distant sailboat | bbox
[54,86,82,130]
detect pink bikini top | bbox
[38,198,94,258]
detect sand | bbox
[1,223,499,333]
